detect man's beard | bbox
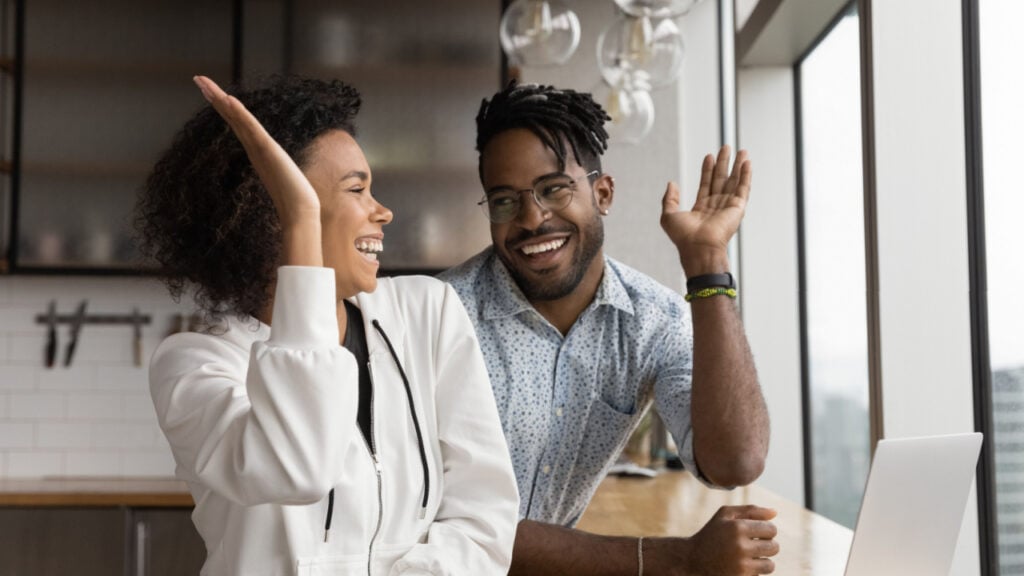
[499,213,604,302]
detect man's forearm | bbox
[510,520,640,576]
[689,294,769,487]
[511,509,778,576]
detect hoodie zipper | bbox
[362,360,383,576]
[323,319,426,573]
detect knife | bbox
[64,300,88,367]
[44,300,58,368]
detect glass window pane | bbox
[980,0,1024,571]
[798,8,870,529]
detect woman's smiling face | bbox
[302,129,393,298]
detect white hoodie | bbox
[150,267,519,576]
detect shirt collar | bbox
[482,250,635,320]
[593,258,635,316]
[482,252,535,320]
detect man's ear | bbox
[594,173,614,214]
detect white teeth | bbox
[356,240,383,254]
[521,238,566,255]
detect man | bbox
[440,83,776,575]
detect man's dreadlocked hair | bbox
[475,82,611,177]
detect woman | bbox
[136,75,519,575]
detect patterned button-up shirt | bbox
[440,247,702,526]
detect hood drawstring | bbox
[323,318,431,543]
[324,488,335,542]
[372,320,430,520]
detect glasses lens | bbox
[534,176,576,211]
[486,191,520,223]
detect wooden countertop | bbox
[0,477,193,507]
[577,470,854,576]
[1,470,854,574]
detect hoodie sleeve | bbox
[390,282,519,576]
[149,266,358,506]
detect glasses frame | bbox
[477,170,601,224]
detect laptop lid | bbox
[844,432,983,576]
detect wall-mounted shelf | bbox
[293,63,495,85]
[33,311,151,326]
[20,160,150,178]
[22,58,230,78]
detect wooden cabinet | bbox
[0,507,206,576]
[2,0,501,274]
[129,508,206,576]
[13,0,233,272]
[287,0,500,272]
[0,0,17,273]
[0,508,127,575]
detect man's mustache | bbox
[505,223,577,247]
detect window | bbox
[796,6,869,528]
[978,0,1024,571]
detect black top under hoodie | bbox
[342,300,372,442]
[325,301,430,541]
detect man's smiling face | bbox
[480,128,608,302]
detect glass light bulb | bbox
[594,81,655,145]
[499,0,581,67]
[613,0,699,18]
[597,14,685,91]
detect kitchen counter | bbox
[0,477,193,507]
[2,470,855,576]
[577,470,853,575]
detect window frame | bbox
[962,0,998,573]
[791,0,879,516]
[738,0,996,570]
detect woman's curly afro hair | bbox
[136,75,361,321]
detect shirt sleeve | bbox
[149,266,359,506]
[391,282,520,575]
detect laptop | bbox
[843,432,983,576]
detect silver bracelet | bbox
[637,536,644,576]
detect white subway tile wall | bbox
[0,366,35,391]
[67,393,124,420]
[0,276,196,478]
[11,393,66,419]
[65,452,121,476]
[8,452,63,477]
[0,422,34,448]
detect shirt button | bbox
[555,407,563,417]
[542,465,551,474]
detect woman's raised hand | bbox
[193,75,323,268]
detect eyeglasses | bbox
[478,170,600,224]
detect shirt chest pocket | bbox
[577,399,638,478]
